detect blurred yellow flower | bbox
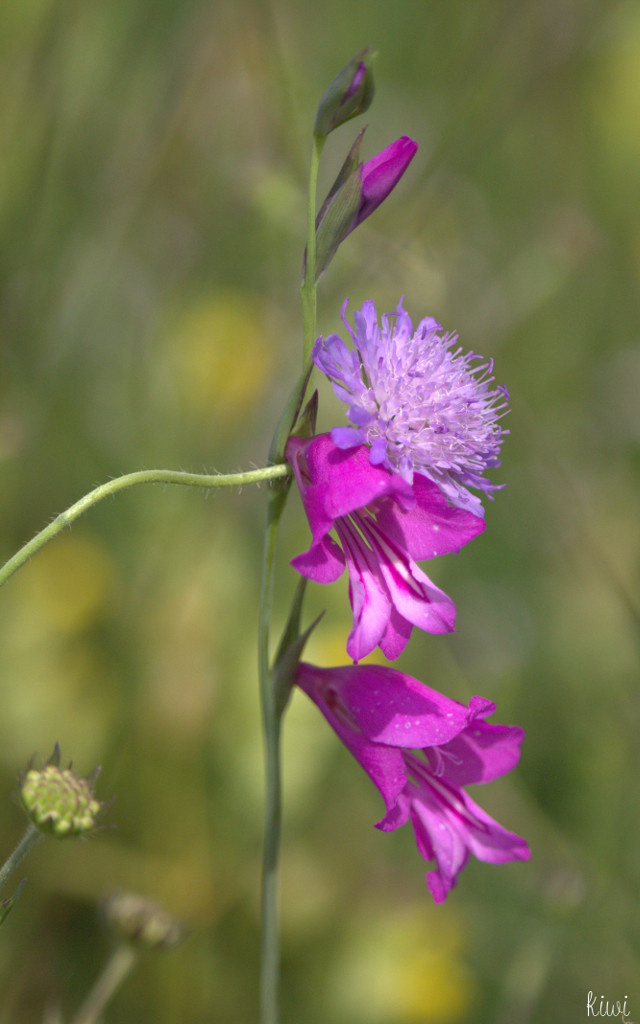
[16,532,115,634]
[332,905,476,1023]
[171,291,275,424]
[590,6,640,174]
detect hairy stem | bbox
[0,464,290,590]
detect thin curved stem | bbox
[0,464,290,590]
[69,944,138,1024]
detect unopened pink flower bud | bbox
[354,136,418,228]
[312,134,417,278]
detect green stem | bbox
[258,483,288,1024]
[69,944,138,1024]
[0,824,44,892]
[258,131,323,1024]
[0,464,290,590]
[301,134,324,366]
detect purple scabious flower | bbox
[313,299,509,516]
[296,661,530,903]
[286,433,484,662]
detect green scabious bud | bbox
[102,892,185,950]
[20,745,103,838]
[314,49,375,139]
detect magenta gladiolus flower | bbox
[313,299,509,516]
[286,433,484,661]
[296,661,530,902]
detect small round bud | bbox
[20,746,103,838]
[102,892,185,950]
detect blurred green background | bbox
[1,1,639,1021]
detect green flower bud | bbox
[20,745,103,838]
[314,50,375,139]
[102,892,185,950]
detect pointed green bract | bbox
[314,162,362,278]
[271,576,324,717]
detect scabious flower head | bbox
[286,432,484,661]
[102,892,186,950]
[20,745,103,839]
[296,662,530,902]
[313,299,509,516]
